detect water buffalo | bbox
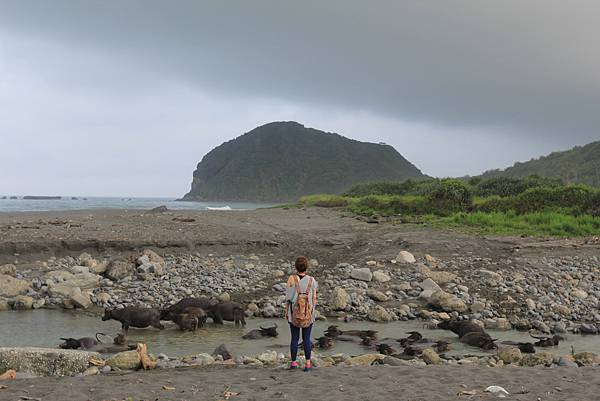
[160,297,217,321]
[102,307,164,331]
[499,341,535,353]
[59,333,105,350]
[211,302,246,327]
[113,332,127,345]
[173,312,201,331]
[438,320,485,337]
[376,343,397,355]
[242,324,279,339]
[398,331,423,347]
[316,336,333,349]
[459,332,497,350]
[324,325,343,338]
[531,333,563,347]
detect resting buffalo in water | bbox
[499,341,535,353]
[102,307,164,331]
[211,302,246,327]
[242,324,278,339]
[531,333,563,347]
[438,320,485,338]
[459,332,497,350]
[316,336,333,349]
[160,297,217,321]
[59,333,105,350]
[324,325,343,338]
[376,343,397,355]
[398,331,423,347]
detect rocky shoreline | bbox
[1,246,599,337]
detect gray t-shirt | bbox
[285,274,318,324]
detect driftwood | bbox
[136,343,156,370]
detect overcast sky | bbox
[1,1,599,197]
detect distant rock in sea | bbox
[22,196,62,200]
[182,121,426,202]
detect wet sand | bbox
[2,364,599,401]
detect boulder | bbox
[429,291,468,313]
[557,356,578,368]
[498,347,522,364]
[420,278,441,292]
[573,352,600,366]
[183,353,215,366]
[331,287,350,311]
[372,271,391,283]
[521,351,554,367]
[48,283,79,298]
[217,293,231,303]
[65,273,101,289]
[96,292,111,303]
[212,344,234,361]
[106,350,141,370]
[0,347,100,376]
[257,350,278,364]
[0,299,10,311]
[366,289,388,302]
[368,305,392,322]
[427,271,457,285]
[350,268,373,282]
[421,348,441,365]
[477,269,503,285]
[12,295,33,310]
[396,251,416,264]
[70,290,92,309]
[346,354,386,366]
[571,289,588,300]
[105,260,134,281]
[0,264,16,275]
[0,274,30,297]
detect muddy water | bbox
[1,310,599,358]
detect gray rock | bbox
[396,251,416,264]
[351,268,373,282]
[0,347,100,376]
[332,287,350,311]
[0,274,30,297]
[105,261,134,281]
[0,264,16,275]
[372,271,391,283]
[368,305,392,322]
[420,278,441,292]
[367,289,388,302]
[429,291,468,313]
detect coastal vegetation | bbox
[480,140,600,187]
[298,176,600,237]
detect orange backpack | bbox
[291,275,315,328]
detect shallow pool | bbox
[1,310,598,358]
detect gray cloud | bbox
[1,1,599,196]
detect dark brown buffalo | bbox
[59,333,105,350]
[316,336,333,349]
[376,343,397,355]
[531,334,563,347]
[160,297,217,321]
[211,302,246,327]
[398,331,423,347]
[102,307,164,331]
[459,332,497,350]
[324,325,343,338]
[173,313,200,331]
[500,340,535,353]
[438,320,485,337]
[242,324,278,339]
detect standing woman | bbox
[285,256,318,371]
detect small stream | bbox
[1,310,599,358]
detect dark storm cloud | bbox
[1,0,599,138]
[1,1,599,196]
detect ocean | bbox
[0,196,277,213]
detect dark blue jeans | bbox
[289,323,312,361]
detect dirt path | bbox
[1,364,598,401]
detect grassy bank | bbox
[297,177,600,237]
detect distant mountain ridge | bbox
[480,140,600,186]
[182,121,426,202]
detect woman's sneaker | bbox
[303,361,312,372]
[289,361,298,370]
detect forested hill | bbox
[481,141,600,187]
[182,121,426,202]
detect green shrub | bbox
[425,179,473,215]
[343,180,420,197]
[512,185,595,214]
[475,176,562,197]
[299,194,348,208]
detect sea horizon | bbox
[0,195,278,213]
